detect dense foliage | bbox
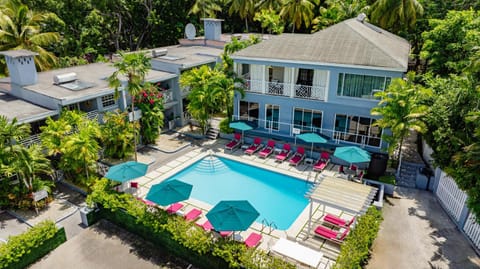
[334,207,383,269]
[87,178,296,269]
[101,111,136,159]
[0,220,66,269]
[135,83,165,144]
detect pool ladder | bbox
[261,218,277,234]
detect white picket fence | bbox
[464,212,480,250]
[435,171,467,222]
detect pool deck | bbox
[135,139,372,269]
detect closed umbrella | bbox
[105,161,148,183]
[297,132,327,157]
[146,179,193,206]
[206,200,259,232]
[334,146,371,164]
[229,121,253,143]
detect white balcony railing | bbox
[243,80,326,101]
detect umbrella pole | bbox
[310,142,314,158]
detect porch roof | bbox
[232,17,410,71]
[0,92,57,123]
[22,63,177,104]
[308,175,378,215]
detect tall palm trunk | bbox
[131,98,138,161]
[245,18,249,32]
[396,137,404,176]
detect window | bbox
[297,69,314,86]
[337,73,391,99]
[239,101,259,124]
[265,104,279,130]
[334,114,382,147]
[241,64,250,76]
[293,108,322,132]
[102,94,116,108]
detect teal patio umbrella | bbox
[229,121,253,143]
[333,146,371,164]
[146,179,193,206]
[206,200,259,232]
[105,161,148,183]
[297,132,327,156]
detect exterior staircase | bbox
[205,128,219,140]
[396,161,423,188]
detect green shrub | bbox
[0,220,66,269]
[334,206,383,269]
[87,179,295,269]
[378,175,396,185]
[219,118,234,134]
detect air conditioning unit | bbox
[53,72,77,84]
[152,49,168,58]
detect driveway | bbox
[31,220,195,269]
[367,187,480,269]
[0,212,30,242]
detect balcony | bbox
[162,89,174,103]
[243,79,326,101]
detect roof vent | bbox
[356,13,367,23]
[152,49,168,58]
[53,72,77,84]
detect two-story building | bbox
[231,14,410,153]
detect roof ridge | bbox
[343,19,409,69]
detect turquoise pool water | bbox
[164,156,313,230]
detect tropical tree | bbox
[108,52,151,161]
[189,0,223,18]
[254,9,284,34]
[312,0,369,32]
[228,0,255,32]
[40,116,72,163]
[60,119,100,184]
[180,66,225,134]
[371,72,430,174]
[256,0,283,11]
[369,0,423,34]
[420,9,480,77]
[280,0,320,32]
[0,116,30,150]
[101,111,135,159]
[0,0,62,71]
[135,83,165,145]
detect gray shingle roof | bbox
[232,18,410,71]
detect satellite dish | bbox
[185,23,196,40]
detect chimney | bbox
[202,18,223,41]
[0,50,38,86]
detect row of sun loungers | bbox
[313,213,355,244]
[141,200,263,248]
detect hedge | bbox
[0,220,67,269]
[87,178,295,269]
[333,206,383,269]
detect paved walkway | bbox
[367,187,480,269]
[31,220,193,269]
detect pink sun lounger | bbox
[166,202,184,214]
[244,137,263,155]
[258,140,275,158]
[275,143,292,162]
[313,151,330,172]
[323,214,355,228]
[244,232,263,248]
[184,208,202,221]
[225,133,241,151]
[314,225,349,244]
[289,146,305,166]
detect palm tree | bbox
[371,72,430,175]
[2,144,52,194]
[280,0,320,32]
[0,0,61,71]
[370,0,423,33]
[108,52,151,161]
[101,111,135,159]
[228,0,255,32]
[180,66,224,134]
[256,0,283,11]
[0,116,30,149]
[312,0,369,32]
[189,0,223,18]
[40,116,72,159]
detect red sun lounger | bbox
[184,208,202,221]
[323,214,355,228]
[244,137,263,155]
[275,144,292,162]
[244,232,263,248]
[258,140,275,158]
[225,133,241,151]
[289,147,305,166]
[166,202,184,214]
[314,225,349,244]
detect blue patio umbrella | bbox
[297,132,327,156]
[333,146,371,164]
[105,161,148,183]
[206,200,259,231]
[229,121,254,143]
[146,179,193,206]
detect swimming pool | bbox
[163,156,313,230]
